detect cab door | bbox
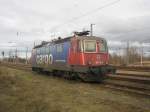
[69,38,78,65]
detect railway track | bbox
[104,75,150,97]
[0,62,32,71]
[115,66,150,72]
[1,62,150,97]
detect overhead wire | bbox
[51,0,121,31]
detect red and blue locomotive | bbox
[31,31,115,82]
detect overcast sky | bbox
[0,0,150,56]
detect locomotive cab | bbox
[69,36,109,67]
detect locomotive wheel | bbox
[63,71,79,80]
[63,71,70,80]
[52,70,63,77]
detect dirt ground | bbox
[0,66,150,112]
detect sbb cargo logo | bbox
[36,54,53,65]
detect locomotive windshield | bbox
[84,40,96,52]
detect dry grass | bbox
[0,66,150,112]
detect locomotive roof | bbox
[33,36,106,49]
[77,36,105,40]
[34,36,72,48]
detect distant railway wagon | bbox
[31,31,115,82]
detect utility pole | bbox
[140,42,143,66]
[15,48,18,64]
[1,51,4,61]
[126,41,129,66]
[9,50,11,62]
[26,47,28,64]
[16,32,19,64]
[90,24,95,36]
[118,48,121,65]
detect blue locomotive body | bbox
[31,39,71,68]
